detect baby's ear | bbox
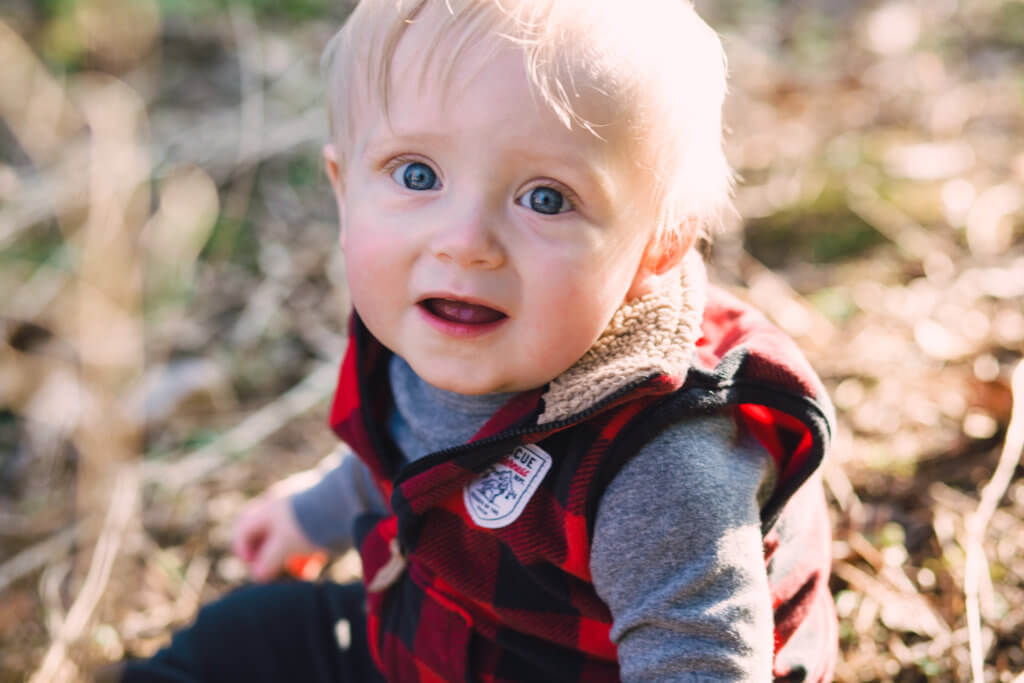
[644,217,698,275]
[322,144,347,247]
[625,218,697,300]
[323,144,343,194]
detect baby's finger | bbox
[251,535,286,582]
[232,519,265,564]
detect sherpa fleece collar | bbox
[537,250,706,424]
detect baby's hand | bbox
[232,491,318,582]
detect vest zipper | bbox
[391,376,658,486]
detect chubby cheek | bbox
[342,211,413,272]
[521,274,615,371]
[341,235,405,326]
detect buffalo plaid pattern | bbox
[330,286,836,682]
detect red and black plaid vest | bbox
[329,287,836,682]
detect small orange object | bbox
[286,551,329,581]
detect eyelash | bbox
[518,180,578,214]
[383,155,440,186]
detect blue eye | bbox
[393,161,438,191]
[521,186,569,215]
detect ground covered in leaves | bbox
[1,0,1023,681]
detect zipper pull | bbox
[367,538,406,593]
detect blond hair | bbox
[323,0,733,242]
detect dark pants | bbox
[119,581,385,683]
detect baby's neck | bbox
[388,354,514,461]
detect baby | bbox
[117,0,837,680]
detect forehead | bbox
[380,46,603,170]
[376,1,638,154]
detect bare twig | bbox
[0,509,69,539]
[229,4,265,169]
[28,466,139,683]
[846,171,959,265]
[965,360,1024,681]
[0,525,79,594]
[930,482,1024,537]
[833,560,949,639]
[821,427,866,524]
[5,257,71,322]
[0,354,336,619]
[0,20,84,164]
[39,558,72,640]
[174,555,212,622]
[737,249,837,348]
[1,103,325,250]
[141,360,339,490]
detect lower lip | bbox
[416,303,508,338]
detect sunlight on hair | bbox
[322,0,734,243]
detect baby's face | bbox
[327,25,662,395]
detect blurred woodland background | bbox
[0,0,1022,680]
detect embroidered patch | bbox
[464,444,552,529]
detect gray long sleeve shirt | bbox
[292,355,774,681]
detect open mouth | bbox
[419,298,507,325]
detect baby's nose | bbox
[430,210,505,269]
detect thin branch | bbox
[228,4,265,169]
[0,525,78,594]
[28,466,139,683]
[846,171,960,265]
[930,482,1024,537]
[833,560,949,639]
[0,104,325,250]
[965,359,1024,681]
[141,359,338,491]
[0,360,338,597]
[821,428,865,524]
[737,249,837,348]
[174,554,212,622]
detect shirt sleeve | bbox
[590,412,775,682]
[290,445,390,551]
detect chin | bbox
[413,363,518,396]
[424,373,502,396]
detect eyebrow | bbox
[503,145,618,201]
[361,129,449,160]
